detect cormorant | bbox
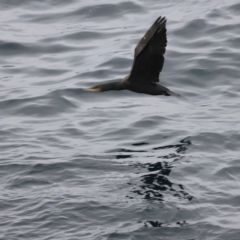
[85,16,180,97]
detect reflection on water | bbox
[129,137,193,202]
[145,220,187,228]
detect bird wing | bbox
[127,17,167,83]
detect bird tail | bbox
[167,90,184,98]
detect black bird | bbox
[85,16,180,97]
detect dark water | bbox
[1,0,240,239]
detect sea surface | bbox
[1,0,240,239]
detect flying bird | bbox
[85,16,180,97]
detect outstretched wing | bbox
[128,17,167,83]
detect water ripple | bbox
[1,0,240,239]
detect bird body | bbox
[85,16,180,97]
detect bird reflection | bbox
[144,220,187,228]
[127,137,193,202]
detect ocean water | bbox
[1,0,240,239]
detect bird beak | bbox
[84,87,101,92]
